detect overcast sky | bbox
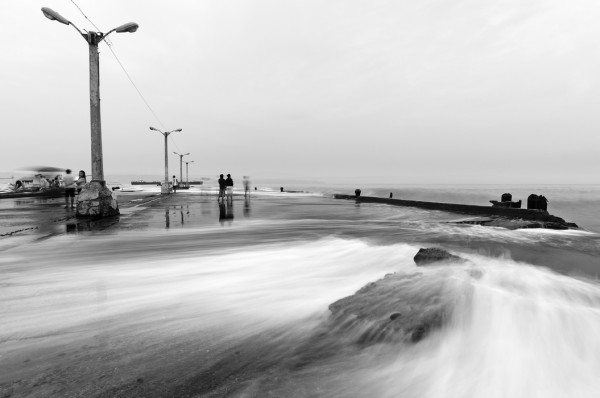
[1,0,599,184]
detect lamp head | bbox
[41,7,70,25]
[149,126,158,131]
[174,129,182,132]
[115,22,139,33]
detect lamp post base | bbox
[76,181,120,218]
[161,182,171,194]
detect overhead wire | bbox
[67,0,184,155]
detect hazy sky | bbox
[2,0,599,184]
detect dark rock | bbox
[413,248,465,266]
[542,222,569,230]
[527,194,549,211]
[410,325,428,342]
[327,269,475,346]
[490,200,521,209]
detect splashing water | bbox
[2,189,600,397]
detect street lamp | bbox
[184,160,195,187]
[173,152,190,188]
[150,127,182,194]
[42,7,138,218]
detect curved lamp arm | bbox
[41,7,84,35]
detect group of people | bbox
[217,174,252,202]
[9,170,86,202]
[217,174,234,202]
[63,169,86,209]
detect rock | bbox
[76,181,120,219]
[327,269,474,346]
[413,248,464,266]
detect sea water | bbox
[1,184,600,397]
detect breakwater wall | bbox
[333,194,572,224]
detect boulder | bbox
[413,248,465,266]
[327,266,476,346]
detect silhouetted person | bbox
[172,175,178,193]
[243,176,250,196]
[218,174,226,201]
[63,169,76,209]
[225,174,233,202]
[389,192,393,199]
[76,170,86,195]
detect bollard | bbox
[539,195,548,211]
[527,194,538,210]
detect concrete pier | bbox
[333,194,578,229]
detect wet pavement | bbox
[0,191,338,252]
[0,192,159,246]
[0,192,236,243]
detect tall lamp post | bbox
[185,160,195,187]
[41,7,138,218]
[173,152,190,188]
[150,127,182,194]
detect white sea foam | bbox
[317,256,600,398]
[0,237,416,360]
[2,212,600,396]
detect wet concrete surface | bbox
[0,193,160,247]
[0,191,329,252]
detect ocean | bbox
[1,182,600,397]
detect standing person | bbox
[172,175,178,193]
[243,176,250,197]
[225,174,234,202]
[218,174,226,201]
[76,170,86,195]
[63,169,77,209]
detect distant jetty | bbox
[131,180,162,186]
[333,194,578,230]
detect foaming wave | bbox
[310,256,600,398]
[0,237,418,367]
